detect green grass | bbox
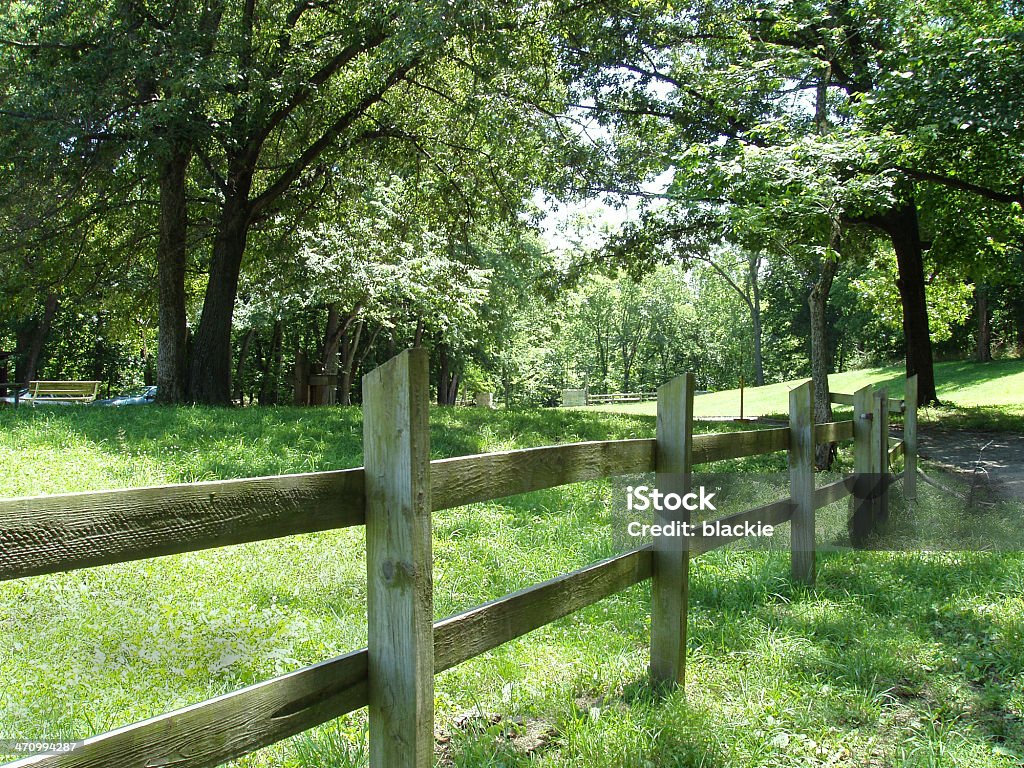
[0,405,1022,767]
[581,359,1024,430]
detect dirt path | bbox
[915,428,1024,502]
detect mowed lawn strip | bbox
[580,360,1024,432]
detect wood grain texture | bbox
[829,392,855,406]
[363,349,434,768]
[691,427,789,465]
[888,441,905,460]
[872,388,890,524]
[650,372,694,688]
[688,498,794,556]
[2,425,797,582]
[12,549,655,768]
[830,391,904,413]
[7,648,369,768]
[0,469,366,582]
[852,385,874,477]
[814,420,854,444]
[871,389,889,475]
[788,381,815,584]
[434,547,653,672]
[430,439,656,511]
[903,374,918,500]
[814,477,853,509]
[848,385,876,547]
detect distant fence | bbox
[0,351,917,768]
[585,390,658,405]
[561,389,658,407]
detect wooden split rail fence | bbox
[0,351,918,768]
[584,391,658,405]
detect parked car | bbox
[93,386,158,406]
[0,388,30,405]
[0,388,83,406]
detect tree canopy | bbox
[0,0,1019,406]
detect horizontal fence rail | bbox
[0,357,916,768]
[0,423,834,583]
[431,439,655,511]
[687,497,795,556]
[9,548,654,768]
[692,426,789,463]
[830,391,906,413]
[585,391,657,405]
[0,469,368,582]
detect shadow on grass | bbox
[687,548,1024,754]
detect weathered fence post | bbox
[903,374,918,501]
[650,372,694,689]
[363,348,434,768]
[872,387,890,524]
[852,384,873,476]
[788,380,815,584]
[849,384,874,546]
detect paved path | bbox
[916,428,1024,502]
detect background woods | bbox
[0,0,1020,406]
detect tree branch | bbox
[247,55,422,221]
[894,165,1022,205]
[250,21,392,153]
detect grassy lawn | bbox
[580,359,1024,430]
[0,405,1022,767]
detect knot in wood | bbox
[381,559,416,585]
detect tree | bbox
[2,0,587,403]
[556,0,1024,406]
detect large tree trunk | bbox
[155,147,191,404]
[187,183,252,405]
[810,257,838,470]
[855,200,939,404]
[975,284,991,362]
[436,341,462,405]
[886,201,939,405]
[18,293,59,384]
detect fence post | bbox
[872,387,890,524]
[848,384,874,546]
[363,348,434,768]
[903,374,918,501]
[650,371,694,689]
[788,380,815,584]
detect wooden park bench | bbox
[25,380,101,406]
